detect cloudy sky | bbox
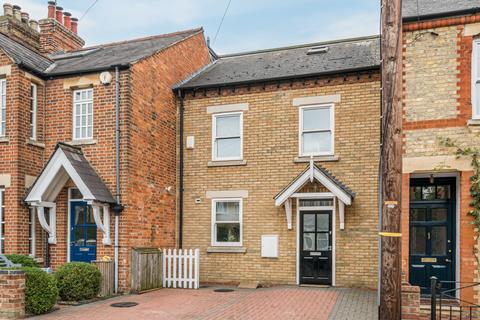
[11,0,380,54]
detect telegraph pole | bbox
[379,0,403,318]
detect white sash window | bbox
[212,112,243,161]
[299,104,334,156]
[0,79,6,137]
[73,88,94,140]
[30,83,37,140]
[473,40,480,119]
[0,189,4,253]
[212,199,242,246]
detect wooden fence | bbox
[162,249,200,289]
[131,248,163,293]
[92,260,114,297]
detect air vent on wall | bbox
[307,46,329,55]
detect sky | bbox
[10,0,380,55]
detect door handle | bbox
[445,259,451,263]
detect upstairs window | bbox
[212,199,242,246]
[30,83,37,140]
[0,79,6,137]
[0,189,4,254]
[300,104,334,156]
[73,88,93,140]
[474,40,480,119]
[212,112,243,161]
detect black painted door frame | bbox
[409,177,456,295]
[299,209,333,285]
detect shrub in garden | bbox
[22,267,58,315]
[55,262,101,301]
[5,254,39,268]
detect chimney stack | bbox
[63,12,71,29]
[12,5,21,21]
[47,1,55,19]
[20,12,29,24]
[3,4,13,17]
[71,17,78,34]
[29,19,39,32]
[55,6,63,24]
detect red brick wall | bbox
[119,31,211,289]
[0,270,25,319]
[38,19,84,54]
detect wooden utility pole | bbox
[379,0,403,319]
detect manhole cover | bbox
[110,302,139,308]
[214,288,234,293]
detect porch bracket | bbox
[285,198,292,230]
[338,198,345,230]
[92,204,111,245]
[36,205,57,244]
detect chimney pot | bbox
[29,19,38,32]
[21,12,29,24]
[12,5,21,21]
[71,17,78,34]
[47,1,55,19]
[3,4,13,17]
[55,6,63,24]
[63,12,71,29]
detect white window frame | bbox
[72,88,94,141]
[29,207,35,257]
[30,83,37,140]
[0,189,4,254]
[0,79,6,137]
[212,112,243,161]
[473,39,480,119]
[299,104,334,156]
[211,198,243,247]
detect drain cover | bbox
[110,302,139,308]
[214,288,234,293]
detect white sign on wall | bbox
[261,235,279,258]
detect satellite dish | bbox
[99,71,112,85]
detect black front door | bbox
[409,178,455,294]
[300,210,332,285]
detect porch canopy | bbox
[25,143,115,244]
[274,160,355,230]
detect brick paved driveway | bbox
[33,286,377,320]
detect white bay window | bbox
[473,40,480,119]
[300,104,334,156]
[212,199,242,246]
[212,112,242,161]
[73,88,93,140]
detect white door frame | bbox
[296,196,336,286]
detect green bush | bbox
[22,267,58,315]
[54,262,101,301]
[5,254,39,268]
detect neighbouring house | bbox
[175,37,381,287]
[401,0,480,304]
[0,1,211,292]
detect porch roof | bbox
[274,162,355,206]
[25,143,115,204]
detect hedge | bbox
[21,267,58,315]
[5,254,39,268]
[54,262,101,301]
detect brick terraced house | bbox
[175,37,382,287]
[401,0,480,304]
[0,1,210,292]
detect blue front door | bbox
[70,201,97,262]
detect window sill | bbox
[208,160,247,167]
[0,136,9,143]
[66,139,97,146]
[26,139,45,149]
[294,155,339,163]
[206,246,247,253]
[468,119,480,127]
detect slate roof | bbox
[0,33,52,74]
[176,36,380,90]
[57,143,116,204]
[0,28,203,77]
[403,0,480,21]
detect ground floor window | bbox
[0,189,4,253]
[212,199,242,246]
[29,208,35,256]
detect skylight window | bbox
[307,46,329,55]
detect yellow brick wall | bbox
[181,74,380,288]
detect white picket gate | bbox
[162,248,200,289]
